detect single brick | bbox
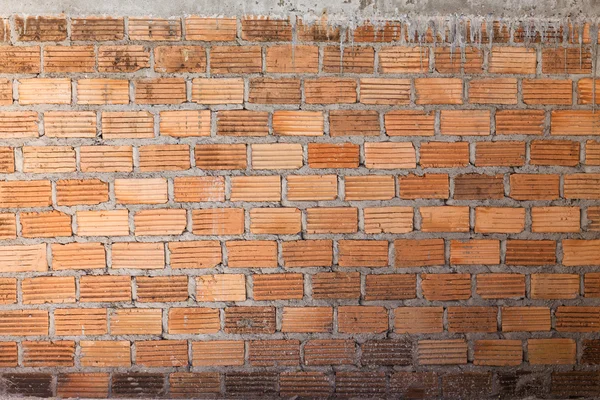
[110,309,163,335]
[135,78,186,104]
[210,45,262,73]
[390,372,440,399]
[253,273,303,300]
[312,272,360,300]
[385,110,435,136]
[531,206,580,233]
[421,274,471,301]
[395,238,445,267]
[54,309,107,336]
[22,341,75,367]
[418,339,467,365]
[154,45,205,72]
[297,18,341,41]
[447,307,498,333]
[80,146,133,172]
[543,47,592,74]
[266,45,318,73]
[242,16,292,41]
[360,78,411,104]
[304,339,355,365]
[98,45,150,72]
[564,173,600,199]
[58,373,110,399]
[19,78,71,104]
[226,240,277,268]
[474,340,523,366]
[22,276,75,304]
[496,109,545,135]
[416,78,463,104]
[44,45,95,72]
[248,340,300,366]
[352,21,401,42]
[138,144,191,171]
[338,240,388,267]
[111,373,165,398]
[530,140,580,166]
[399,174,449,199]
[196,144,247,170]
[192,208,244,235]
[0,46,40,73]
[286,175,337,201]
[115,178,167,204]
[308,143,358,169]
[185,16,237,40]
[160,110,210,137]
[230,176,280,201]
[338,306,388,333]
[0,180,51,208]
[20,210,72,238]
[420,206,470,232]
[102,111,153,138]
[281,307,333,333]
[441,109,490,135]
[282,240,333,268]
[136,276,189,302]
[79,276,131,302]
[475,207,525,233]
[363,206,413,234]
[442,373,493,399]
[335,372,387,397]
[364,142,416,169]
[44,111,96,138]
[364,274,416,300]
[528,339,576,364]
[506,239,556,265]
[323,46,374,73]
[168,308,220,334]
[280,372,332,398]
[379,46,429,73]
[128,18,181,40]
[135,340,188,367]
[454,173,504,199]
[196,274,245,302]
[52,243,106,271]
[250,208,301,235]
[0,310,48,335]
[15,16,67,41]
[475,141,526,166]
[249,77,300,104]
[510,174,560,200]
[523,78,573,104]
[111,242,165,269]
[192,78,244,104]
[272,110,324,136]
[395,307,444,333]
[451,239,500,265]
[306,207,358,234]
[191,341,244,366]
[0,111,38,138]
[224,306,276,334]
[489,46,536,74]
[77,210,129,236]
[420,142,470,167]
[80,341,131,367]
[345,175,395,200]
[555,306,600,332]
[78,79,129,105]
[169,241,222,269]
[71,17,124,40]
[217,110,269,137]
[502,307,551,331]
[563,239,600,266]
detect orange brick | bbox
[225,306,275,334]
[365,274,416,300]
[564,173,600,199]
[136,340,188,367]
[496,109,545,135]
[420,206,469,232]
[416,78,463,105]
[379,46,429,73]
[241,16,291,41]
[364,206,413,234]
[250,340,298,367]
[506,239,556,266]
[338,306,388,333]
[20,210,71,238]
[308,143,358,169]
[115,178,167,204]
[266,45,318,73]
[196,274,245,302]
[185,16,237,40]
[528,339,576,365]
[418,339,467,365]
[44,45,94,72]
[169,372,221,397]
[435,46,483,73]
[441,110,490,135]
[230,176,280,201]
[79,275,131,303]
[22,146,75,173]
[451,240,500,265]
[173,176,224,203]
[531,140,580,166]
[54,308,107,336]
[78,79,129,105]
[253,273,303,300]
[311,272,359,299]
[474,340,522,366]
[586,141,600,165]
[154,45,205,73]
[281,307,333,333]
[286,175,337,201]
[329,110,379,137]
[297,18,340,41]
[282,240,333,268]
[419,142,470,167]
[192,208,244,235]
[217,110,268,137]
[556,306,600,332]
[192,78,244,104]
[523,78,572,105]
[531,273,579,299]
[0,342,17,367]
[136,276,188,302]
[280,372,332,398]
[19,78,70,104]
[338,240,388,267]
[0,310,48,336]
[98,45,150,72]
[0,180,51,207]
[71,17,124,40]
[102,111,153,138]
[210,45,262,73]
[273,110,324,136]
[0,79,11,105]
[395,307,443,333]
[510,174,560,200]
[44,111,96,138]
[563,239,600,266]
[304,77,357,104]
[422,274,471,301]
[110,309,162,335]
[448,307,497,333]
[0,278,16,304]
[191,341,244,366]
[0,46,40,73]
[588,207,600,231]
[344,175,395,200]
[543,47,592,74]
[77,210,129,236]
[475,207,525,233]
[475,141,526,166]
[226,240,277,268]
[250,208,301,235]
[23,341,74,367]
[168,308,220,334]
[476,273,525,299]
[364,142,416,169]
[252,143,302,169]
[135,78,186,104]
[52,243,106,271]
[22,276,75,304]
[128,18,181,40]
[323,46,374,73]
[196,144,247,170]
[400,174,449,199]
[16,16,67,41]
[249,77,300,104]
[80,146,133,172]
[489,46,536,74]
[304,339,354,365]
[138,144,190,171]
[395,238,445,267]
[169,241,222,269]
[306,207,358,233]
[80,341,130,367]
[531,206,580,233]
[359,78,411,105]
[111,242,165,270]
[352,21,401,42]
[385,110,435,136]
[502,307,551,331]
[0,213,16,239]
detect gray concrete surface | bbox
[0,0,597,20]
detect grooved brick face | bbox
[0,13,598,400]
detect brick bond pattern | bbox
[0,14,598,399]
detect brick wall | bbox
[0,14,599,399]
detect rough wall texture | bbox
[0,12,599,400]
